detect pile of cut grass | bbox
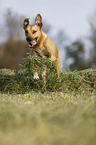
[0,55,96,93]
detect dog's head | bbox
[23,14,43,48]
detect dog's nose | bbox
[26,36,32,42]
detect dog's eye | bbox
[25,30,28,34]
[33,30,36,34]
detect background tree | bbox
[87,11,96,67]
[2,9,25,41]
[0,9,29,69]
[65,40,85,71]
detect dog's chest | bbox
[33,45,49,58]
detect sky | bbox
[0,0,96,41]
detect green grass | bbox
[0,56,96,145]
[0,91,96,145]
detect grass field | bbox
[0,56,96,145]
[0,91,96,145]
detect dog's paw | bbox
[33,72,39,81]
[42,70,46,78]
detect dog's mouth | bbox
[29,37,38,48]
[27,37,38,48]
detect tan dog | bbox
[23,14,60,79]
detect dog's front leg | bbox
[42,68,46,79]
[33,70,39,80]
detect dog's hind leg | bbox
[42,68,46,79]
[50,55,61,78]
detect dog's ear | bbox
[23,18,30,29]
[35,14,43,29]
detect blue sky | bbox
[0,0,96,41]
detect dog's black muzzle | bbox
[26,36,38,42]
[26,36,32,42]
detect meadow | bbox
[0,56,96,145]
